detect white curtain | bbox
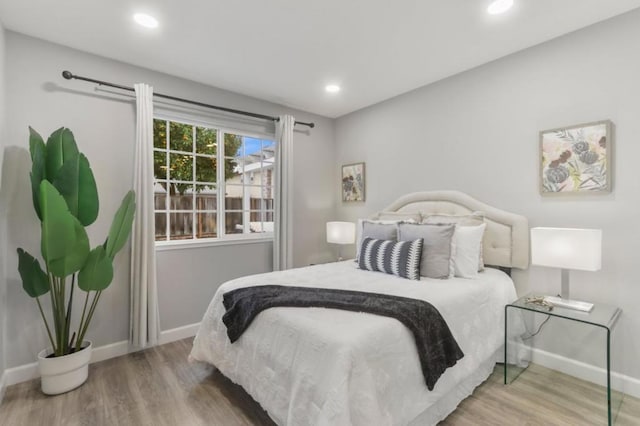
[130,83,160,348]
[273,115,295,270]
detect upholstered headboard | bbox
[376,191,529,270]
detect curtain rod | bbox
[61,70,315,129]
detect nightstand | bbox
[504,294,622,426]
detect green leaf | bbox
[39,181,89,277]
[40,180,76,264]
[53,153,99,226]
[45,127,79,182]
[17,248,49,298]
[105,191,136,259]
[78,246,113,292]
[29,127,47,220]
[48,218,90,277]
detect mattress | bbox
[190,261,518,426]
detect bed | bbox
[190,191,529,425]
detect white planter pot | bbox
[37,341,92,395]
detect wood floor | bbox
[1,338,639,425]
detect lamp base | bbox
[543,296,594,312]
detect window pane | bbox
[225,211,243,234]
[154,182,167,210]
[225,186,243,210]
[262,139,275,154]
[195,185,216,211]
[251,195,273,211]
[265,210,274,222]
[243,185,261,201]
[170,191,193,210]
[224,158,241,182]
[155,213,167,241]
[153,120,167,149]
[169,121,193,152]
[195,155,217,183]
[247,213,273,233]
[153,151,167,180]
[241,168,269,186]
[250,196,263,211]
[195,212,217,238]
[169,153,193,182]
[169,212,193,240]
[195,126,217,155]
[259,168,274,187]
[262,186,274,207]
[224,133,243,157]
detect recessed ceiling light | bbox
[133,13,159,28]
[325,84,341,93]
[487,0,514,15]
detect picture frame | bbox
[540,120,612,195]
[342,162,365,202]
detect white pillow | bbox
[423,212,486,271]
[453,223,486,279]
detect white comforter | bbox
[190,261,517,426]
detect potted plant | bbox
[16,127,135,395]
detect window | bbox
[153,118,275,243]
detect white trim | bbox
[3,323,201,387]
[5,361,38,386]
[156,235,273,251]
[159,322,201,345]
[90,340,130,364]
[153,110,276,141]
[530,348,640,399]
[0,371,6,404]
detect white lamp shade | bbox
[531,227,602,271]
[326,221,356,245]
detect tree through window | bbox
[153,118,275,242]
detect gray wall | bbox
[0,21,7,384]
[3,32,335,368]
[335,9,640,380]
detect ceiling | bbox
[1,1,639,118]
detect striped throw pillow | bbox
[357,237,423,280]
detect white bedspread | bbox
[190,261,517,426]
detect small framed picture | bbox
[342,162,365,202]
[540,120,612,195]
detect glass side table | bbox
[504,294,622,426]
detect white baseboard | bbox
[0,371,6,404]
[159,322,200,345]
[530,348,640,399]
[4,322,201,388]
[90,339,130,363]
[5,362,38,387]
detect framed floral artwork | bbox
[342,162,365,202]
[540,120,612,195]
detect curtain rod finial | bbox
[62,70,73,80]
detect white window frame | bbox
[153,113,276,250]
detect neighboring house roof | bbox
[235,156,274,174]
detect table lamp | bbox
[326,221,356,261]
[530,227,602,312]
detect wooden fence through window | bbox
[154,194,274,240]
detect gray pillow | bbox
[355,221,399,262]
[422,212,485,271]
[398,223,455,279]
[363,221,398,241]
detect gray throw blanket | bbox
[222,285,464,391]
